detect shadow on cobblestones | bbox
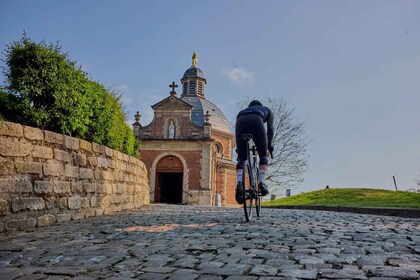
[0,204,419,279]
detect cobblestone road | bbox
[1,205,420,279]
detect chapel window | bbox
[215,142,223,158]
[183,82,187,95]
[197,82,203,96]
[189,81,196,95]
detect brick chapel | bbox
[133,53,237,206]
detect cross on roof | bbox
[169,81,178,92]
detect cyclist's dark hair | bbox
[248,100,262,107]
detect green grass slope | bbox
[262,188,420,209]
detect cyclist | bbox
[235,100,274,204]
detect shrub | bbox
[1,35,139,156]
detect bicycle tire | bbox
[255,167,261,217]
[242,160,253,222]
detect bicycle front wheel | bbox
[255,188,261,218]
[255,168,261,218]
[242,160,253,222]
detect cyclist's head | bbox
[248,100,262,107]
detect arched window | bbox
[215,142,223,158]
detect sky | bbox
[1,0,419,194]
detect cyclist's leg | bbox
[235,116,249,203]
[249,116,270,195]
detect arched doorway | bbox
[155,155,183,203]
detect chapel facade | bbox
[133,53,237,206]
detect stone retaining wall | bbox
[0,121,149,232]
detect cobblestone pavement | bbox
[1,205,420,279]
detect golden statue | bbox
[192,51,197,67]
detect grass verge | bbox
[262,188,420,209]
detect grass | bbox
[262,188,420,209]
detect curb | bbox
[262,205,420,218]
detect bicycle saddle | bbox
[241,134,253,141]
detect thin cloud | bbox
[223,67,255,85]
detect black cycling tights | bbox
[235,114,268,170]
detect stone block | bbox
[43,163,64,177]
[90,196,97,207]
[74,153,87,166]
[117,183,125,194]
[54,149,71,162]
[6,218,37,231]
[97,183,110,194]
[85,208,96,217]
[72,211,85,220]
[37,214,56,227]
[127,184,134,194]
[53,181,71,194]
[59,197,67,209]
[64,135,79,150]
[64,164,79,178]
[83,182,96,193]
[96,196,105,207]
[0,199,8,215]
[80,168,94,179]
[0,159,15,175]
[103,171,114,181]
[117,171,125,182]
[92,143,103,153]
[123,154,129,162]
[0,137,32,157]
[45,197,59,209]
[108,159,116,169]
[98,156,108,168]
[88,156,98,167]
[68,196,81,210]
[23,126,43,140]
[80,139,92,152]
[15,161,42,174]
[33,145,53,159]
[44,130,64,144]
[95,209,103,216]
[34,181,54,193]
[81,197,89,208]
[105,147,113,157]
[0,177,32,193]
[0,121,23,137]
[12,197,45,212]
[56,213,72,223]
[71,181,83,193]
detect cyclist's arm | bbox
[266,108,274,146]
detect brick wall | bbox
[0,121,149,232]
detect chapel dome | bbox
[182,66,206,80]
[181,96,231,134]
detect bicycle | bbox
[240,134,262,222]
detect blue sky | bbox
[1,0,419,194]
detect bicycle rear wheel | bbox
[242,160,253,222]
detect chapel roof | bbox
[181,96,231,134]
[182,66,206,80]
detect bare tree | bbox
[235,96,309,195]
[416,173,420,186]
